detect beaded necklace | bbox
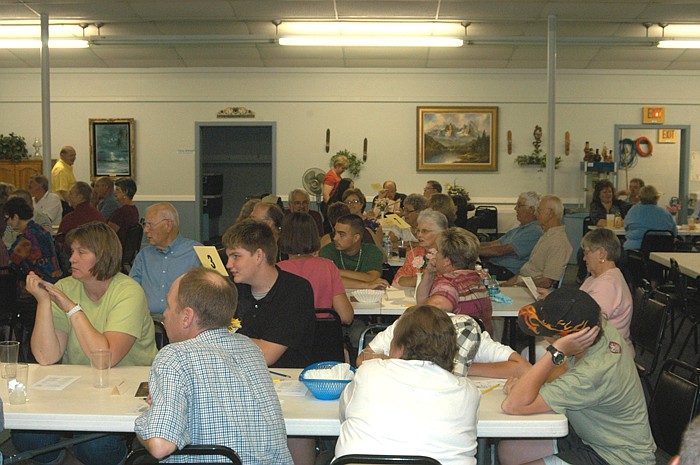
[339,247,363,272]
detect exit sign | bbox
[643,106,665,124]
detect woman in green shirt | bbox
[15,221,157,465]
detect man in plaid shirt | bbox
[135,268,293,464]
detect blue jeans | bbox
[12,431,128,465]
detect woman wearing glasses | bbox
[342,188,384,252]
[15,221,157,465]
[392,209,448,288]
[3,196,62,283]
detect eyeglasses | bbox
[404,208,417,214]
[416,228,434,235]
[514,203,529,209]
[141,218,168,229]
[345,199,362,205]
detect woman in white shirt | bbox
[335,305,480,465]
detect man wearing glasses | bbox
[286,188,324,235]
[502,195,573,289]
[423,180,442,199]
[130,203,202,319]
[479,191,543,281]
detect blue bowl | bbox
[299,361,356,400]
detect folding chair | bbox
[121,222,144,273]
[648,359,700,456]
[629,290,668,396]
[333,454,441,465]
[125,444,242,465]
[152,319,169,350]
[474,206,498,240]
[311,309,345,363]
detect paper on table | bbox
[382,214,411,229]
[521,276,539,300]
[31,375,81,391]
[274,380,309,396]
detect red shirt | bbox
[58,202,106,234]
[323,169,341,197]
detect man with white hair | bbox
[130,202,202,317]
[286,188,323,235]
[503,195,573,289]
[480,191,543,280]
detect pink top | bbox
[278,256,345,309]
[431,269,493,335]
[580,267,633,348]
[392,246,426,287]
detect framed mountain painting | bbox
[417,106,498,171]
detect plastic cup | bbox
[91,349,111,388]
[606,214,615,228]
[0,341,20,379]
[6,363,28,405]
[689,218,696,230]
[398,241,407,258]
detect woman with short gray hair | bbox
[392,209,448,288]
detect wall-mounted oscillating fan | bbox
[302,168,325,202]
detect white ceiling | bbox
[2,0,700,69]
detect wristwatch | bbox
[546,345,566,365]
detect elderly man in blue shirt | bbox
[479,191,543,281]
[130,202,201,318]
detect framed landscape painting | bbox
[417,106,498,171]
[89,118,135,178]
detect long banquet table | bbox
[3,364,567,441]
[350,286,535,318]
[649,251,700,279]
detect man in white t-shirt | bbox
[358,311,530,378]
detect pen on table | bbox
[481,383,500,395]
[269,370,291,378]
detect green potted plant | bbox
[0,133,29,162]
[515,125,561,171]
[330,149,365,178]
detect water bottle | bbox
[382,233,392,259]
[488,276,500,297]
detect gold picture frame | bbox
[89,118,135,178]
[417,106,498,171]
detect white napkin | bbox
[304,363,354,380]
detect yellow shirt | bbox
[51,159,76,195]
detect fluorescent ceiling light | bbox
[662,25,700,38]
[279,22,464,36]
[278,21,464,47]
[0,39,89,49]
[279,37,463,47]
[657,40,700,49]
[0,25,83,38]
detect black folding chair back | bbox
[630,292,667,395]
[125,444,242,464]
[474,206,498,239]
[333,454,442,464]
[311,309,345,363]
[648,359,700,456]
[121,223,144,273]
[152,319,169,350]
[0,267,18,340]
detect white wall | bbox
[1,67,699,208]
